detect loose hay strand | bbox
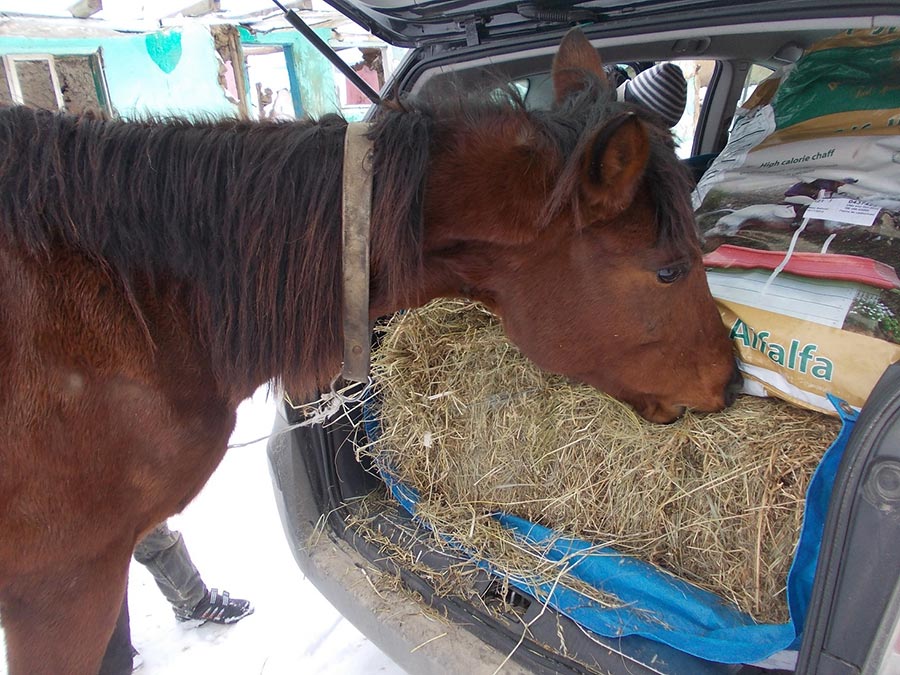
[366,299,841,625]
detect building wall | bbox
[0,22,345,121]
[0,23,237,119]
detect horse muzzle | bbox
[633,400,688,424]
[635,360,743,424]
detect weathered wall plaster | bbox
[0,23,237,119]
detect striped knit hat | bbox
[616,63,687,128]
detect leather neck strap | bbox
[340,122,374,384]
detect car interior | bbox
[409,20,871,159]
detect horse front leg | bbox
[1,548,132,675]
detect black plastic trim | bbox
[798,364,900,674]
[338,505,761,675]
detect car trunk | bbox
[267,4,900,673]
[267,358,900,673]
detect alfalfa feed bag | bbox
[694,28,900,414]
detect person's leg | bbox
[98,588,134,675]
[133,521,207,619]
[133,521,254,624]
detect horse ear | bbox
[581,113,650,219]
[552,29,607,103]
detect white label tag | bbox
[707,269,858,328]
[803,198,881,227]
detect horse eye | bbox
[657,265,686,284]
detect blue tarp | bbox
[366,395,857,664]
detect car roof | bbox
[323,0,899,47]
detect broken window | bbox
[1,52,113,117]
[341,47,384,107]
[244,44,298,121]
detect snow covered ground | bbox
[1,387,406,674]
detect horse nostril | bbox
[724,387,738,407]
[724,362,743,407]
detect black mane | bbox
[0,84,692,392]
[0,106,431,393]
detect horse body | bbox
[0,246,236,673]
[0,30,737,673]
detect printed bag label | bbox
[716,298,900,413]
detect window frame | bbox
[3,54,66,110]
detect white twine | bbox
[227,377,373,449]
[760,189,826,296]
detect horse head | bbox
[412,29,738,423]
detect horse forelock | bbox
[644,130,698,255]
[0,106,428,396]
[532,78,698,256]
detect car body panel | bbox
[323,0,900,47]
[798,364,900,674]
[269,3,900,672]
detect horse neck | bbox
[194,118,349,398]
[380,114,557,311]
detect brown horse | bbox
[0,30,736,674]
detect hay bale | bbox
[368,299,842,624]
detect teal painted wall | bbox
[239,26,340,119]
[0,23,236,119]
